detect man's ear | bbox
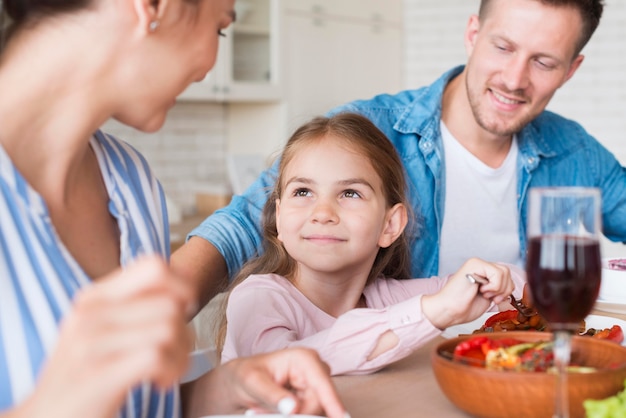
[464,14,481,57]
[562,54,585,86]
[378,203,408,249]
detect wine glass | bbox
[526,187,602,418]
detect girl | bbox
[217,112,526,375]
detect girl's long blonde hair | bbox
[214,112,414,356]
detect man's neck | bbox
[441,70,513,168]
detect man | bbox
[172,0,625,309]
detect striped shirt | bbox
[0,130,180,417]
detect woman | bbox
[0,0,347,417]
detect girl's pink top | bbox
[221,268,526,375]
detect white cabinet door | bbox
[178,0,282,102]
[284,0,403,132]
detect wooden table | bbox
[332,309,626,418]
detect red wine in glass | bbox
[526,235,601,330]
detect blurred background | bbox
[102,0,626,255]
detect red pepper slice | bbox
[453,336,489,357]
[453,336,489,366]
[452,336,527,368]
[483,310,518,328]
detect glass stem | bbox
[553,330,572,418]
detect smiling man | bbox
[173,0,626,310]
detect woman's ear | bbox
[378,203,408,249]
[132,0,170,33]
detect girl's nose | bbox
[311,200,339,224]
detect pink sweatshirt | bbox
[221,269,526,375]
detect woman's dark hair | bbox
[214,112,414,356]
[1,0,89,50]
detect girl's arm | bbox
[222,277,442,376]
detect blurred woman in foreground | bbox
[0,0,347,417]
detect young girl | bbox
[217,113,526,376]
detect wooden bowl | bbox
[432,331,626,418]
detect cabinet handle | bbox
[311,4,325,27]
[371,13,383,33]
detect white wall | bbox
[102,103,229,215]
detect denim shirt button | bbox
[527,157,535,164]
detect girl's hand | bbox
[422,258,515,329]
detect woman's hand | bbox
[13,255,195,418]
[182,347,348,418]
[422,258,515,329]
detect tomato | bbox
[592,325,624,344]
[608,325,624,343]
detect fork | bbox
[466,274,536,317]
[509,294,537,317]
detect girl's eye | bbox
[343,190,361,199]
[293,188,311,197]
[218,29,227,38]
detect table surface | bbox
[332,308,626,418]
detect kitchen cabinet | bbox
[283,0,403,131]
[178,0,282,102]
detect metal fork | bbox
[466,274,536,317]
[509,294,537,317]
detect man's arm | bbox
[171,159,281,312]
[171,236,229,314]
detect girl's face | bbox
[275,135,403,278]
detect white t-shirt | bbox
[438,121,521,276]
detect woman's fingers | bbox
[215,348,348,418]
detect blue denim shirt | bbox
[190,65,626,279]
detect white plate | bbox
[181,347,217,384]
[442,313,626,346]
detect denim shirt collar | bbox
[395,66,464,137]
[395,64,558,172]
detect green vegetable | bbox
[584,379,626,418]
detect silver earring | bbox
[149,20,160,32]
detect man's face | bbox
[464,0,585,137]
